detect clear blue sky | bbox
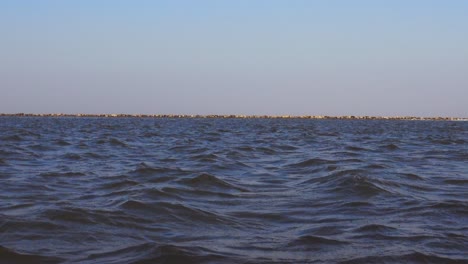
[1,0,467,116]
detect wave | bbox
[109,138,128,147]
[398,172,424,181]
[229,211,293,224]
[40,171,86,177]
[345,145,371,152]
[301,169,395,197]
[0,149,18,157]
[0,245,63,264]
[130,163,184,176]
[81,243,230,264]
[340,251,466,264]
[340,201,374,207]
[160,186,238,199]
[235,146,254,152]
[286,158,335,168]
[225,150,248,159]
[428,200,468,214]
[98,179,139,190]
[1,135,23,141]
[178,173,248,192]
[120,200,234,225]
[424,136,466,145]
[364,164,387,169]
[142,132,161,138]
[380,143,399,150]
[336,177,394,197]
[288,235,349,249]
[443,179,468,185]
[83,152,105,159]
[272,144,298,151]
[353,224,397,233]
[119,200,155,211]
[61,153,82,160]
[143,188,183,199]
[1,117,467,263]
[28,144,55,151]
[291,235,348,245]
[0,218,65,233]
[256,147,276,155]
[54,139,71,146]
[190,153,219,162]
[42,207,98,225]
[40,207,158,229]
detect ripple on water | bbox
[0,117,467,263]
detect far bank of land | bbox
[1,113,467,121]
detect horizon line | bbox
[1,113,467,121]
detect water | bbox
[0,117,467,263]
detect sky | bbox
[1,0,467,117]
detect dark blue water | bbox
[1,117,467,263]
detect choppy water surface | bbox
[1,117,467,263]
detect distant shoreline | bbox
[1,113,467,121]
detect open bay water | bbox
[0,117,467,263]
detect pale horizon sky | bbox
[1,1,467,117]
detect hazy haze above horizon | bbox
[1,0,467,117]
